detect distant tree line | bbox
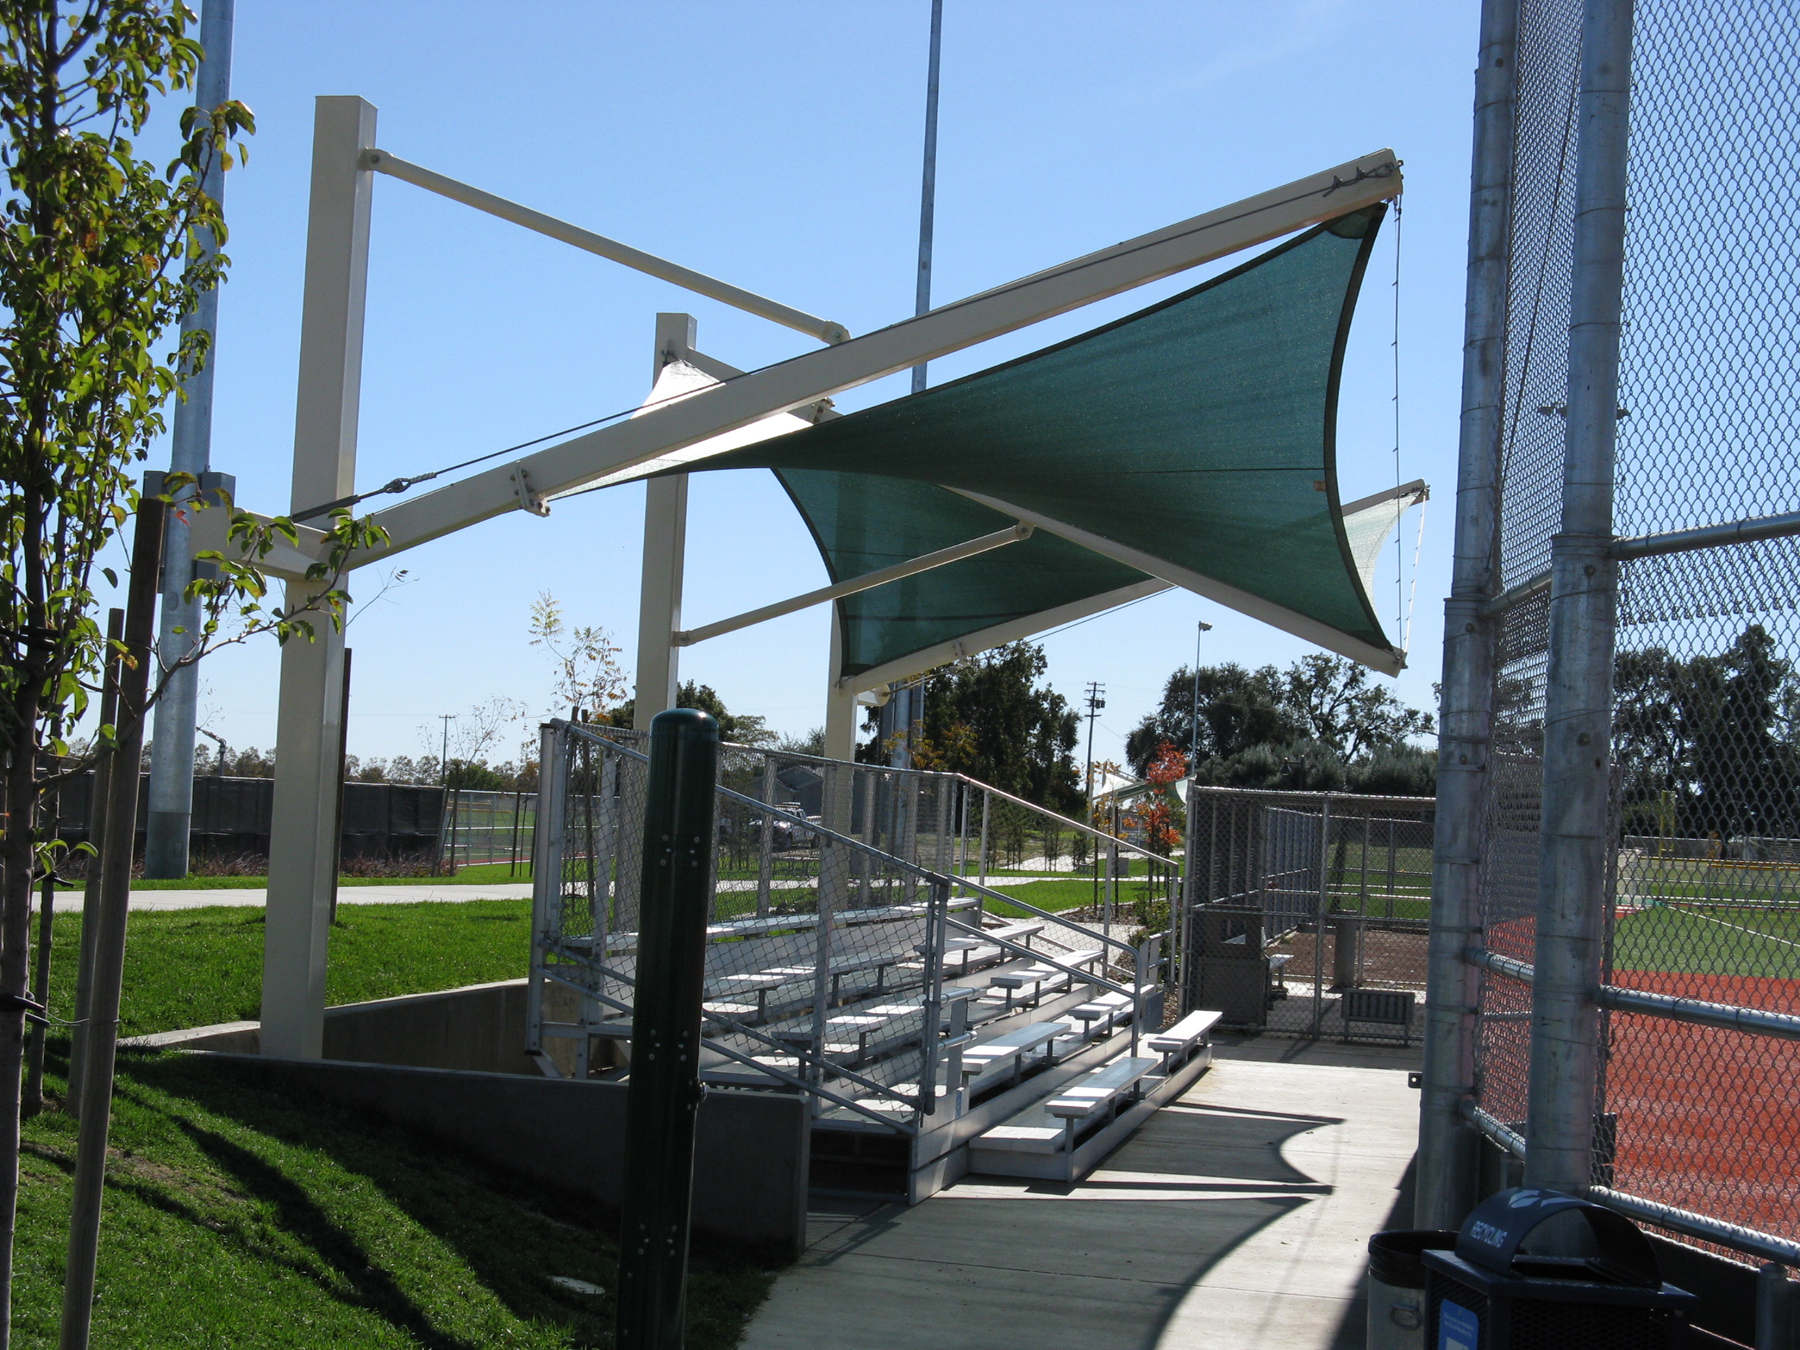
[1614,623,1800,840]
[859,643,1084,814]
[1127,653,1437,796]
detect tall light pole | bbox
[1189,620,1213,770]
[1083,681,1105,822]
[911,0,945,394]
[143,0,237,878]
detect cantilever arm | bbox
[364,149,850,346]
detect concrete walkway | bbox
[741,1038,1419,1350]
[42,881,538,912]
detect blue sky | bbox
[124,0,1479,770]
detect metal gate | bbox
[1183,785,1434,1040]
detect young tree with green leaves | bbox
[0,5,377,1337]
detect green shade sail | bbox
[665,206,1401,683]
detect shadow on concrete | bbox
[763,1102,1342,1350]
[1323,1153,1419,1350]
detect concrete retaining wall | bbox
[132,980,809,1253]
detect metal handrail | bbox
[952,774,1167,863]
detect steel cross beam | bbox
[949,488,1407,675]
[673,522,1033,648]
[220,150,1396,575]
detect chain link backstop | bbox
[1425,0,1800,1274]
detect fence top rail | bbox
[574,719,971,785]
[1185,783,1436,812]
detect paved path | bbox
[41,882,538,912]
[741,1038,1418,1350]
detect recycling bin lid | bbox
[1455,1187,1661,1287]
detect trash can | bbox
[1421,1187,1696,1348]
[1367,1229,1456,1349]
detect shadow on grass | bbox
[81,1049,770,1350]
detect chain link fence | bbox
[1457,0,1800,1265]
[1185,786,1434,1041]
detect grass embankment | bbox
[21,901,775,1346]
[19,1049,769,1347]
[40,900,535,1037]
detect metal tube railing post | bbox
[977,788,990,918]
[614,709,719,1350]
[757,756,776,917]
[524,724,564,1061]
[1525,0,1634,1198]
[1417,0,1517,1230]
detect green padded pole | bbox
[615,708,719,1350]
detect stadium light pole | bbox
[911,0,944,395]
[1189,620,1212,769]
[144,0,236,878]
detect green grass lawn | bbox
[40,900,535,1039]
[18,1048,770,1348]
[1613,901,1800,978]
[20,899,773,1346]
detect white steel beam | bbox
[950,488,1406,675]
[674,522,1033,648]
[364,149,850,346]
[823,611,859,764]
[353,151,1401,565]
[262,96,377,1060]
[634,314,695,728]
[838,579,1172,694]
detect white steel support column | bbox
[633,313,695,728]
[823,612,859,769]
[1417,0,1516,1228]
[1525,0,1634,1195]
[261,96,376,1059]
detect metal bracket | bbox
[510,463,551,517]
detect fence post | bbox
[977,788,990,918]
[614,708,718,1350]
[1417,0,1517,1230]
[525,724,566,1064]
[757,756,776,917]
[1524,0,1634,1200]
[1757,1264,1795,1350]
[918,880,948,1116]
[1312,795,1332,1038]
